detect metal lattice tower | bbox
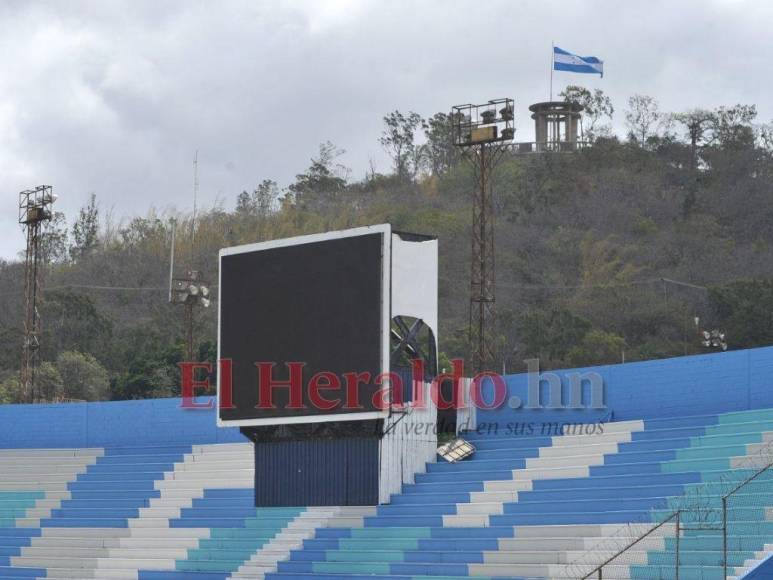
[469,144,496,372]
[452,99,514,373]
[18,186,56,403]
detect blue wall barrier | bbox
[476,346,773,427]
[2,347,773,448]
[0,396,243,449]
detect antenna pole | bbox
[169,220,176,303]
[191,150,199,269]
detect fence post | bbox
[675,510,680,580]
[722,496,728,578]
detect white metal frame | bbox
[217,224,392,427]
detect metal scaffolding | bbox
[452,99,514,373]
[18,185,56,403]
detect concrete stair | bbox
[0,409,771,579]
[266,408,773,580]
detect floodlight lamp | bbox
[703,331,711,340]
[480,110,496,124]
[200,297,211,308]
[200,286,210,298]
[437,438,476,463]
[188,284,199,296]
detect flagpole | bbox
[550,41,554,101]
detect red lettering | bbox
[471,371,507,410]
[342,371,370,410]
[255,362,305,409]
[218,358,235,410]
[410,359,426,409]
[431,359,465,410]
[373,372,403,410]
[179,362,214,409]
[308,371,341,411]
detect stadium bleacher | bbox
[267,408,773,580]
[0,350,771,579]
[0,407,768,578]
[0,441,375,579]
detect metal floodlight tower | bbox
[18,185,57,403]
[170,269,211,361]
[169,221,210,361]
[168,153,211,362]
[452,99,514,373]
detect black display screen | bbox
[219,232,385,424]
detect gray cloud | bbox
[1,0,770,258]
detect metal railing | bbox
[581,510,682,579]
[578,460,773,579]
[720,460,773,578]
[512,140,592,154]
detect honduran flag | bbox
[553,46,604,77]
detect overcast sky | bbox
[0,0,770,259]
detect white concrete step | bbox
[29,536,200,549]
[154,478,251,490]
[18,567,139,579]
[0,449,104,457]
[524,453,607,470]
[192,443,251,454]
[161,470,253,481]
[11,556,176,570]
[19,546,191,559]
[537,440,621,458]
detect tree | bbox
[42,211,69,264]
[70,193,99,261]
[674,109,716,169]
[236,179,279,218]
[712,104,757,149]
[236,179,280,241]
[567,330,626,367]
[56,350,110,401]
[421,112,459,175]
[0,326,20,372]
[517,308,592,365]
[288,142,348,210]
[36,361,63,402]
[42,290,113,361]
[708,279,773,349]
[0,372,19,404]
[759,121,773,153]
[379,110,423,181]
[560,86,614,140]
[111,341,185,400]
[625,95,661,147]
[236,179,279,229]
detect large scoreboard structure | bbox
[218,224,439,505]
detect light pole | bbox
[18,185,57,403]
[170,270,211,361]
[451,99,514,373]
